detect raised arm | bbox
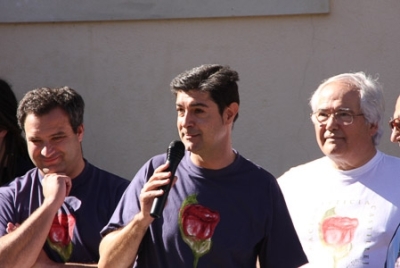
[0,173,71,268]
[98,163,173,267]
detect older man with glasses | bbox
[278,72,400,267]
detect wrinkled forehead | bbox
[316,82,361,110]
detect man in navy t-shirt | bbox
[99,64,308,268]
[0,87,129,267]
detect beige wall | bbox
[1,0,399,180]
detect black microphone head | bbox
[167,140,185,165]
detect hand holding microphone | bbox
[150,140,185,218]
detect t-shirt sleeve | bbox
[258,177,308,267]
[0,186,16,236]
[276,168,293,189]
[100,157,159,237]
[385,224,400,268]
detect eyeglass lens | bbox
[315,111,354,125]
[390,118,400,130]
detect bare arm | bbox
[98,163,173,268]
[98,213,152,268]
[0,173,71,268]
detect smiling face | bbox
[312,82,377,170]
[24,107,85,178]
[176,89,238,168]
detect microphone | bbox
[150,140,185,218]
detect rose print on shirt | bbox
[179,194,220,268]
[319,207,359,268]
[46,209,76,262]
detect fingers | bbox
[171,176,178,186]
[141,172,172,198]
[65,177,72,196]
[139,163,176,216]
[154,162,170,173]
[6,222,20,233]
[143,162,173,194]
[41,173,72,208]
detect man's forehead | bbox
[317,86,360,108]
[395,96,400,110]
[176,90,212,104]
[24,110,72,135]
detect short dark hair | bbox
[170,64,240,122]
[17,86,85,133]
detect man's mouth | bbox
[42,156,60,165]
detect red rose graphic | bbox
[47,212,76,262]
[321,216,359,248]
[319,207,359,268]
[49,214,75,245]
[179,194,220,268]
[182,204,220,240]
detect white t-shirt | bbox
[278,151,400,268]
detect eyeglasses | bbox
[389,118,400,130]
[311,110,364,126]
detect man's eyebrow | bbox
[28,131,66,140]
[50,131,67,136]
[176,102,209,108]
[317,107,352,111]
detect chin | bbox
[41,164,65,174]
[186,145,197,153]
[326,150,346,160]
[186,144,201,154]
[182,140,195,151]
[322,145,343,156]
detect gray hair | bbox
[310,72,384,145]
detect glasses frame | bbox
[389,118,400,130]
[311,110,364,126]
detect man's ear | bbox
[225,102,239,123]
[369,122,378,134]
[76,124,84,142]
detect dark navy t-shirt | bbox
[0,160,129,263]
[102,151,307,268]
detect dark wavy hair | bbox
[17,86,85,133]
[170,64,240,122]
[0,79,32,185]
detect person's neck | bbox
[69,158,86,179]
[190,148,236,170]
[330,148,377,170]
